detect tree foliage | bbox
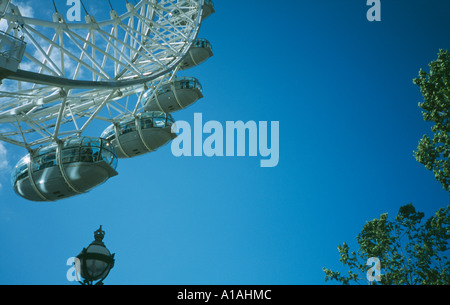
[413,50,450,192]
[323,204,450,285]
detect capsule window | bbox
[140,118,153,129]
[80,146,95,162]
[167,114,175,124]
[13,161,29,184]
[33,152,56,172]
[89,147,100,162]
[153,117,166,128]
[16,168,29,181]
[82,137,102,148]
[157,84,171,95]
[119,121,136,136]
[61,147,80,164]
[65,137,82,147]
[101,126,115,140]
[101,149,117,169]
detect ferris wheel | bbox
[0,0,214,201]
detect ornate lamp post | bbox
[76,225,115,285]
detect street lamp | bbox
[76,225,115,285]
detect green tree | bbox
[413,50,450,192]
[323,204,450,285]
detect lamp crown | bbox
[94,225,105,243]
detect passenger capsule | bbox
[101,111,176,159]
[143,77,203,113]
[202,0,215,20]
[11,137,118,202]
[179,38,213,71]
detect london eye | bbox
[0,0,214,201]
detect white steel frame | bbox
[0,0,205,150]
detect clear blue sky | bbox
[0,0,449,284]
